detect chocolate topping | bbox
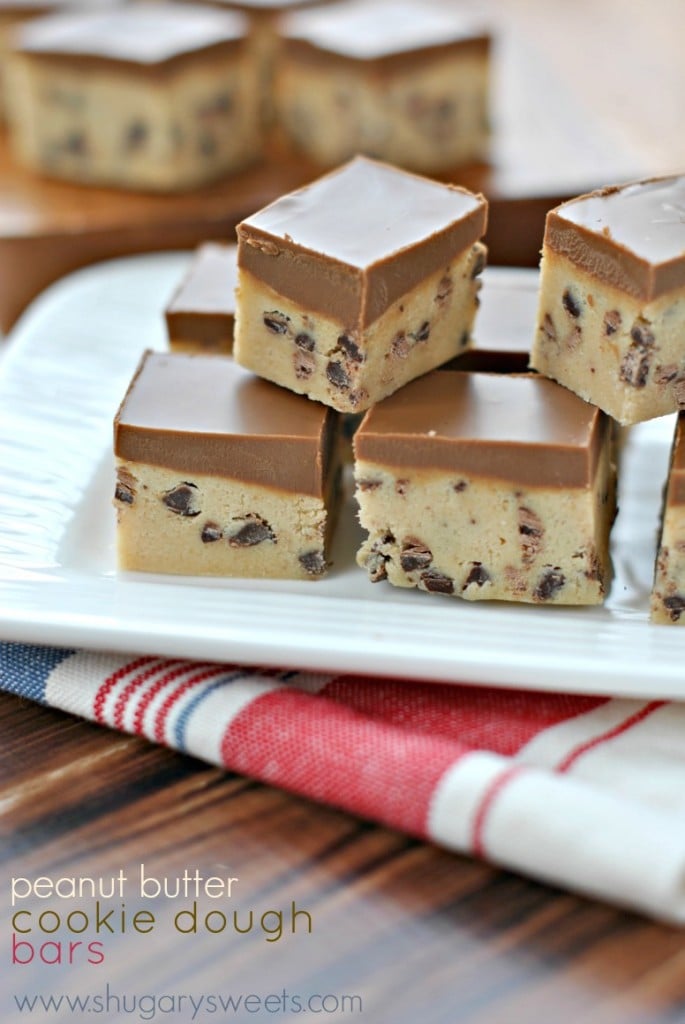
[280,0,489,68]
[114,351,336,496]
[237,156,487,328]
[545,175,685,300]
[354,371,609,488]
[12,3,249,67]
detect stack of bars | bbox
[114,157,685,623]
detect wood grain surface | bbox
[2,692,685,1024]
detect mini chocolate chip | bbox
[542,313,557,342]
[420,569,454,595]
[163,483,200,517]
[620,347,651,388]
[201,522,222,543]
[299,550,326,576]
[263,311,290,334]
[64,132,87,156]
[656,364,678,385]
[453,480,468,493]
[534,569,566,601]
[460,330,469,348]
[228,514,275,547]
[337,333,363,363]
[395,479,409,496]
[470,248,486,279]
[199,133,217,158]
[463,563,490,589]
[125,120,148,151]
[115,483,134,505]
[294,349,315,379]
[435,274,453,304]
[211,91,233,115]
[604,310,622,335]
[358,478,382,491]
[630,321,655,347]
[562,289,581,318]
[518,506,543,565]
[400,539,433,572]
[391,332,411,358]
[664,595,685,621]
[412,322,430,343]
[326,360,351,390]
[366,551,388,583]
[115,468,137,505]
[295,332,315,351]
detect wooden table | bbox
[4,3,685,1021]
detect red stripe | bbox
[93,656,157,724]
[112,660,184,731]
[130,663,216,737]
[220,688,471,838]
[557,700,668,773]
[471,764,527,859]
[152,666,230,744]
[319,677,607,756]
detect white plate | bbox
[0,255,682,697]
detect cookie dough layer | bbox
[651,414,685,624]
[234,155,488,413]
[5,4,262,191]
[114,350,341,578]
[165,243,238,354]
[235,241,485,413]
[354,372,616,605]
[531,252,685,425]
[531,177,685,426]
[114,462,335,579]
[275,0,490,172]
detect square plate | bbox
[0,255,681,697]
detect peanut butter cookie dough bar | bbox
[531,176,685,425]
[165,243,238,355]
[234,155,487,413]
[5,2,262,190]
[114,351,341,579]
[274,0,490,173]
[354,371,616,605]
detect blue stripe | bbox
[0,642,76,704]
[173,669,248,753]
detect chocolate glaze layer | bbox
[666,413,685,506]
[545,175,685,300]
[237,156,487,327]
[114,351,336,496]
[279,0,489,69]
[12,3,249,67]
[354,371,608,488]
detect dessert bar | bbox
[354,371,616,605]
[5,2,262,190]
[531,176,685,425]
[234,155,487,413]
[114,351,341,578]
[274,0,490,172]
[165,243,237,355]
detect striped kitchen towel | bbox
[3,640,685,924]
